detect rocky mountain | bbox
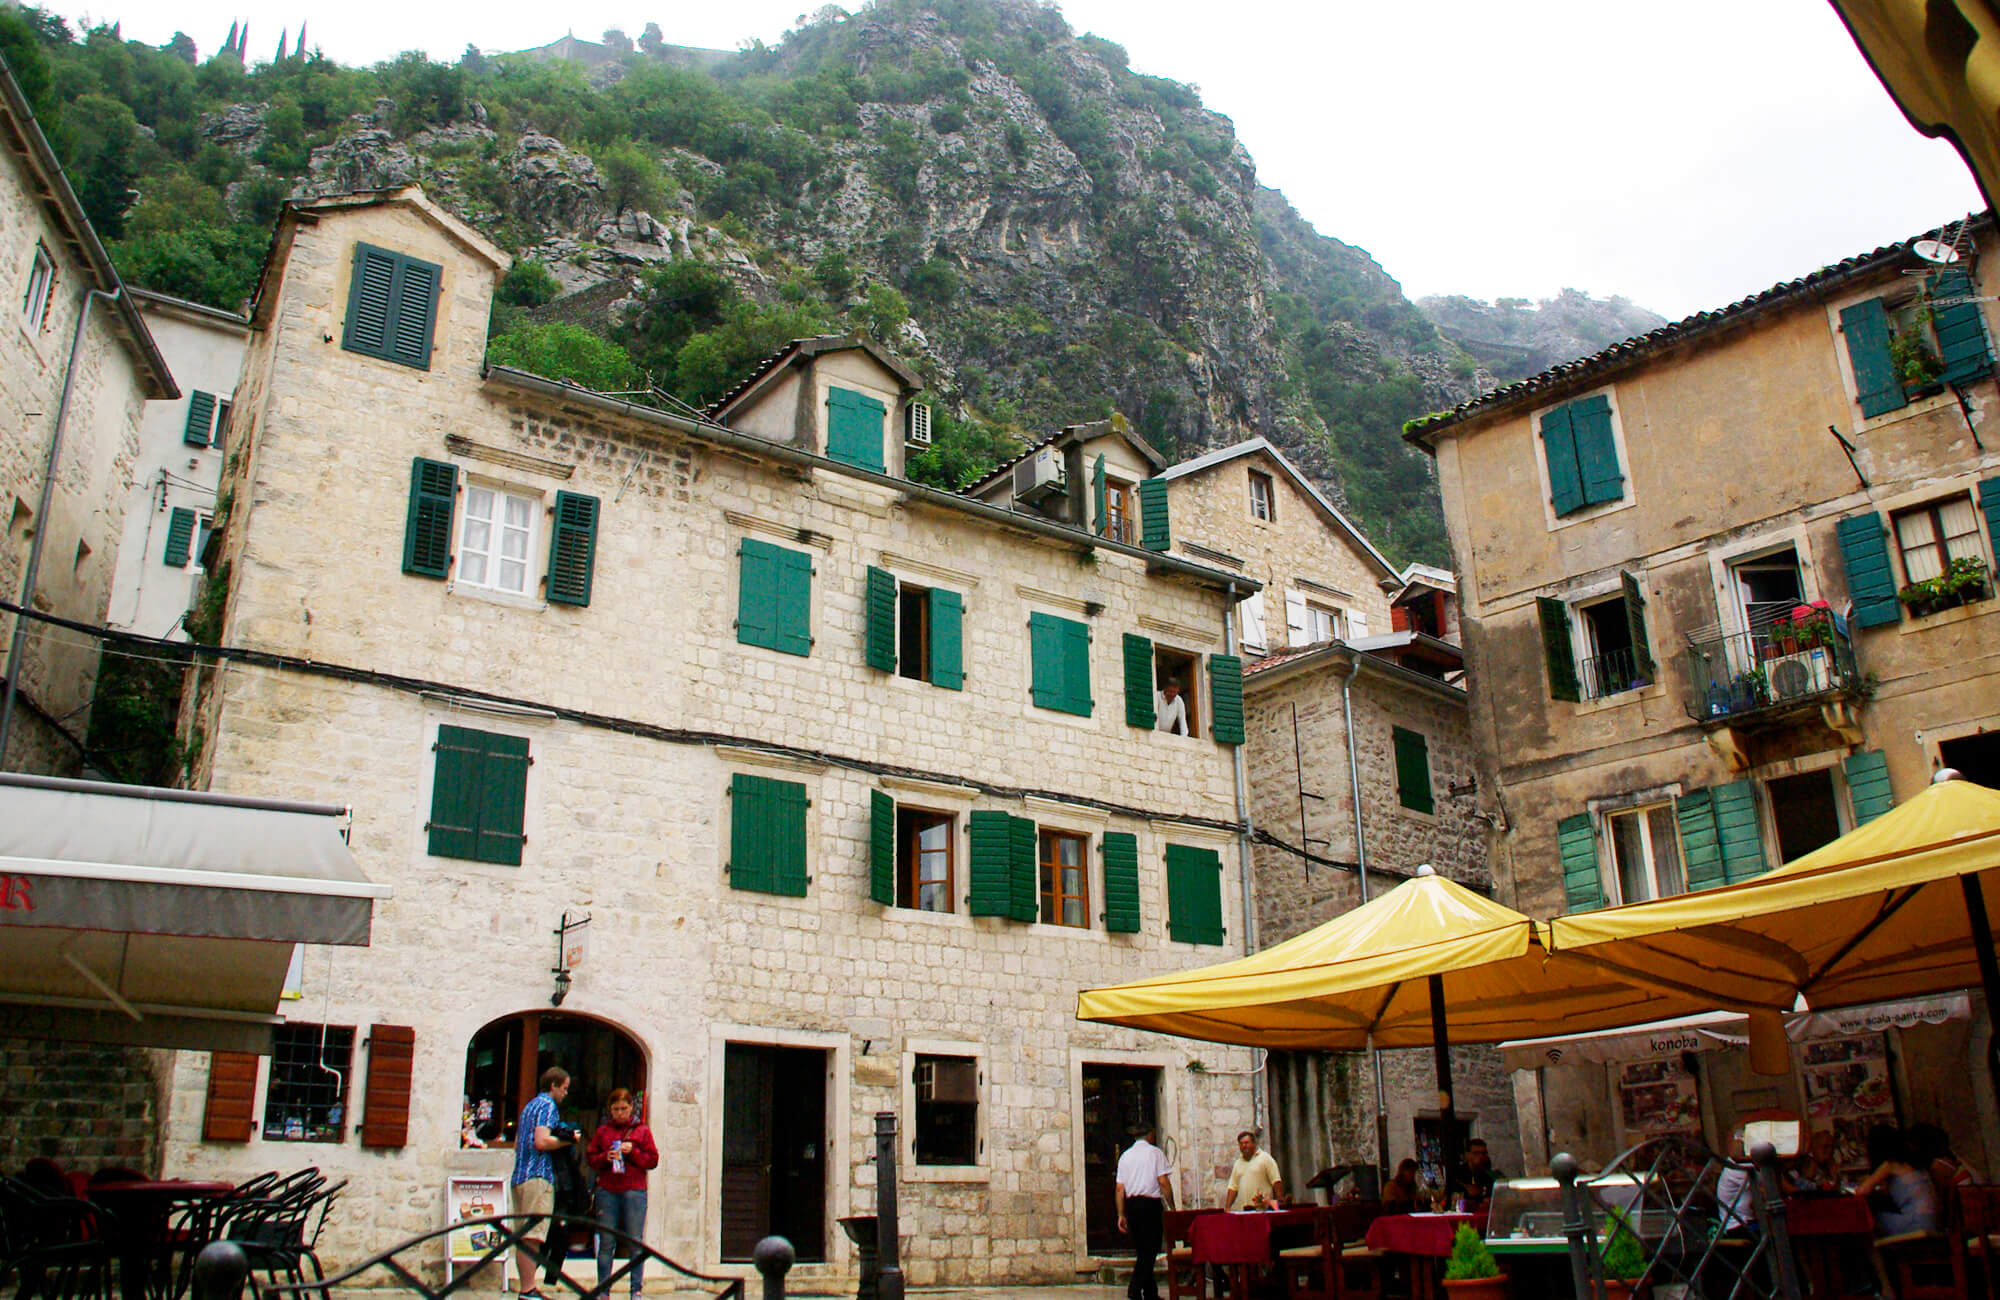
[2,0,1644,565]
[1416,289,1668,386]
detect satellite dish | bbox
[1914,239,1961,264]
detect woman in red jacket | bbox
[586,1089,659,1297]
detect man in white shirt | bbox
[1115,1123,1176,1300]
[1223,1129,1286,1209]
[1155,679,1189,736]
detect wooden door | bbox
[720,1045,827,1263]
[720,1044,774,1261]
[1083,1065,1160,1254]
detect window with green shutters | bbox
[1538,392,1624,516]
[1209,654,1244,745]
[966,810,1036,920]
[1165,844,1224,945]
[1844,750,1895,825]
[1834,511,1903,628]
[825,386,887,472]
[1536,596,1582,702]
[864,567,963,689]
[544,490,599,606]
[183,391,216,447]
[1929,269,1994,386]
[1029,612,1092,715]
[1677,781,1766,890]
[403,457,458,580]
[1842,280,1995,418]
[1392,726,1433,814]
[727,772,809,896]
[1840,298,1905,418]
[427,725,530,866]
[737,537,813,656]
[1557,813,1602,912]
[1101,832,1141,933]
[1137,477,1171,551]
[342,242,440,370]
[162,507,198,568]
[1122,634,1156,729]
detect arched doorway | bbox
[462,1011,646,1146]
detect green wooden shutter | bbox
[865,566,898,672]
[1209,653,1245,745]
[545,491,599,607]
[475,732,531,867]
[1835,512,1903,628]
[162,507,197,567]
[1092,455,1107,536]
[1557,813,1602,912]
[1677,791,1726,892]
[869,790,895,905]
[1392,726,1432,813]
[738,538,813,655]
[1123,634,1156,728]
[967,810,1014,916]
[1621,570,1655,681]
[929,588,963,690]
[1137,478,1170,551]
[343,243,398,359]
[1568,394,1624,507]
[1165,844,1225,945]
[1008,814,1038,922]
[1537,596,1581,702]
[1031,613,1091,715]
[427,725,486,861]
[774,546,814,656]
[825,387,887,471]
[1712,779,1767,881]
[1930,269,1993,386]
[1845,750,1895,825]
[729,773,809,897]
[387,254,440,370]
[402,457,457,579]
[1840,298,1906,418]
[1064,618,1093,715]
[1539,403,1585,516]
[183,391,216,447]
[1979,478,2000,564]
[1101,831,1141,933]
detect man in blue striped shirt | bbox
[512,1066,574,1297]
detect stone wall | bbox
[0,1041,170,1174]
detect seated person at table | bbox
[1381,1159,1433,1212]
[1223,1130,1287,1209]
[1906,1122,1980,1192]
[1447,1139,1503,1212]
[1788,1130,1840,1192]
[1855,1124,1940,1237]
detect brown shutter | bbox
[359,1024,417,1148]
[202,1052,260,1142]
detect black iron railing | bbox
[1578,645,1649,701]
[1684,615,1859,721]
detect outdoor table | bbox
[1364,1211,1482,1300]
[1191,1207,1320,1300]
[1785,1193,1873,1298]
[89,1179,237,1300]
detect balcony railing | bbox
[1684,613,1860,722]
[1579,645,1650,701]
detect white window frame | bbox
[1248,469,1275,523]
[1304,602,1341,643]
[901,1037,989,1183]
[1751,750,1853,868]
[1599,801,1686,906]
[21,243,54,333]
[455,482,539,598]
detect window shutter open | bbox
[1123,633,1156,729]
[1539,404,1585,515]
[1834,512,1902,628]
[545,491,599,607]
[1008,814,1038,922]
[865,566,897,672]
[1392,726,1432,814]
[729,773,809,897]
[1165,844,1225,945]
[1568,394,1622,507]
[183,391,216,447]
[1092,455,1107,536]
[825,387,887,471]
[967,810,1014,916]
[163,508,197,567]
[1845,750,1895,825]
[869,789,895,905]
[1677,790,1725,892]
[1979,478,2000,566]
[1285,589,1309,641]
[1101,832,1141,933]
[1929,269,1994,386]
[359,1024,416,1148]
[1840,298,1906,418]
[1537,596,1581,702]
[1137,478,1171,551]
[1712,779,1766,881]
[403,457,457,579]
[343,244,397,358]
[202,1052,259,1142]
[1209,653,1245,745]
[929,588,964,690]
[1557,814,1601,912]
[1621,570,1655,681]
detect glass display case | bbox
[1484,1174,1662,1252]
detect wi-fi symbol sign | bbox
[1544,1048,1565,1065]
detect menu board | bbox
[446,1176,511,1285]
[1617,1056,1703,1143]
[1799,1035,1894,1178]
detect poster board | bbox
[1799,1035,1894,1179]
[1614,1055,1703,1177]
[446,1176,512,1287]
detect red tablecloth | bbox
[1786,1193,1873,1237]
[1364,1212,1482,1256]
[88,1180,237,1199]
[1191,1208,1321,1265]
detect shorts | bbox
[514,1178,554,1218]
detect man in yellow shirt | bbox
[1223,1129,1286,1209]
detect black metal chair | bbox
[0,1176,123,1300]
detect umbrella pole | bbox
[1429,974,1458,1193]
[1369,1033,1389,1191]
[1960,876,2000,1108]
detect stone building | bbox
[1407,215,2000,1171]
[156,186,1261,1288]
[0,59,175,773]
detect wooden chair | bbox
[1164,1208,1216,1300]
[1957,1184,2000,1300]
[1276,1211,1339,1300]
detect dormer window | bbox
[1249,469,1274,522]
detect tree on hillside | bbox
[639,22,665,54]
[599,141,664,216]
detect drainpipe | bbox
[1341,651,1390,1185]
[1225,586,1265,1133]
[1,287,120,764]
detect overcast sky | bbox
[64,0,1984,319]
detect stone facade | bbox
[157,189,1258,1287]
[0,1042,171,1173]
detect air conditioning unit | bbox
[1767,648,1833,700]
[905,402,932,447]
[1013,447,1065,502]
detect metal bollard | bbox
[1553,1153,1601,1300]
[1751,1142,1805,1300]
[874,1111,903,1300]
[753,1235,795,1300]
[192,1241,249,1300]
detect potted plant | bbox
[1943,555,1992,605]
[1600,1212,1647,1299]
[1443,1223,1508,1299]
[1889,323,1944,397]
